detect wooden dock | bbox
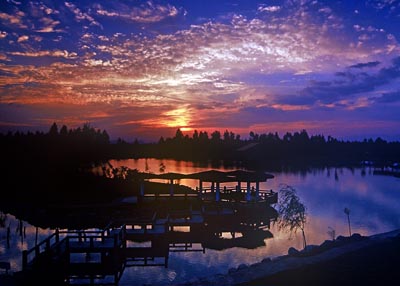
[20,168,279,285]
[21,200,277,285]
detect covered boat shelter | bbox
[134,169,275,203]
[186,170,274,202]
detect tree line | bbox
[2,123,400,168]
[0,123,126,207]
[150,128,400,168]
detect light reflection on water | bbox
[105,159,400,285]
[1,158,400,285]
[0,218,53,273]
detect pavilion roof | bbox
[187,169,274,182]
[134,169,274,182]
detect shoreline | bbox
[174,229,400,286]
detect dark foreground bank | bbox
[176,229,400,286]
[242,232,400,286]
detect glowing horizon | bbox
[1,1,400,142]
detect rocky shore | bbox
[175,229,400,286]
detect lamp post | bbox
[344,207,351,236]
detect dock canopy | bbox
[225,170,274,182]
[186,170,233,182]
[132,172,186,181]
[152,172,187,180]
[186,170,274,182]
[133,170,274,182]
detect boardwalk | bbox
[21,202,277,285]
[19,170,278,285]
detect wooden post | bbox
[114,234,118,248]
[140,181,145,196]
[55,228,59,243]
[216,182,220,202]
[256,181,260,199]
[237,181,241,192]
[22,250,28,270]
[169,179,174,196]
[123,225,127,249]
[7,226,10,248]
[246,181,251,201]
[66,237,70,264]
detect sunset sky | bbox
[1,0,400,142]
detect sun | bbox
[163,107,192,131]
[180,127,193,132]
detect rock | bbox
[228,267,237,274]
[272,255,286,262]
[214,274,225,279]
[237,264,248,270]
[303,244,319,254]
[320,239,335,250]
[351,233,363,241]
[198,276,210,283]
[261,257,272,263]
[288,247,300,256]
[188,277,199,284]
[210,274,226,286]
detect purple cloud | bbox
[279,56,400,106]
[349,61,381,69]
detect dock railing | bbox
[22,226,127,271]
[22,229,61,270]
[200,187,277,203]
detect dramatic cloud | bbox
[349,61,381,69]
[278,56,400,106]
[17,35,28,42]
[370,90,400,103]
[64,1,102,27]
[0,0,400,141]
[36,17,62,33]
[258,5,281,13]
[95,1,181,23]
[0,11,27,29]
[8,50,78,59]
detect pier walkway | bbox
[21,203,277,285]
[20,170,278,285]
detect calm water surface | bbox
[1,158,400,285]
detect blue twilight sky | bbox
[0,0,400,141]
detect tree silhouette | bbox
[48,122,59,136]
[344,207,352,236]
[60,125,68,136]
[277,185,308,249]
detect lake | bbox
[1,158,400,285]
